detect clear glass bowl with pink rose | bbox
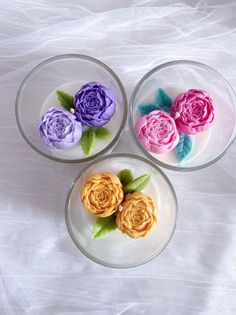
[16,54,127,163]
[129,60,236,171]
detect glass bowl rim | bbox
[15,54,128,163]
[65,153,178,269]
[129,59,236,172]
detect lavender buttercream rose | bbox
[171,89,215,135]
[39,107,82,149]
[74,81,115,127]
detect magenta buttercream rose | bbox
[135,110,179,154]
[171,89,215,135]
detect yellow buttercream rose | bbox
[81,172,124,217]
[116,192,158,238]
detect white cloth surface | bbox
[0,1,236,314]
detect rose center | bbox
[152,121,169,138]
[96,190,109,203]
[85,93,101,111]
[189,102,204,118]
[51,118,68,134]
[131,210,145,226]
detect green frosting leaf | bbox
[176,134,193,161]
[117,169,134,186]
[80,128,95,156]
[92,215,117,240]
[95,127,111,140]
[56,90,74,111]
[123,174,152,194]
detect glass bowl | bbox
[16,54,127,163]
[129,60,236,171]
[65,154,178,268]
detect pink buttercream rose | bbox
[171,89,215,135]
[135,110,179,154]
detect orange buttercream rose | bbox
[116,192,158,238]
[81,172,124,217]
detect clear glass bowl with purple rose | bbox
[16,54,127,162]
[129,60,236,171]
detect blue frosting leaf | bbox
[138,103,160,116]
[176,134,193,161]
[155,88,173,112]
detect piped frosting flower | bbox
[81,172,124,217]
[135,110,179,154]
[116,192,158,239]
[38,107,82,149]
[171,89,215,135]
[75,82,115,127]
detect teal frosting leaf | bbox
[138,103,160,116]
[137,88,173,116]
[155,88,173,112]
[176,134,193,161]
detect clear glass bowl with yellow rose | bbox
[65,154,178,268]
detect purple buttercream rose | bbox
[74,81,116,127]
[39,107,82,149]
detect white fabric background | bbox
[0,1,236,314]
